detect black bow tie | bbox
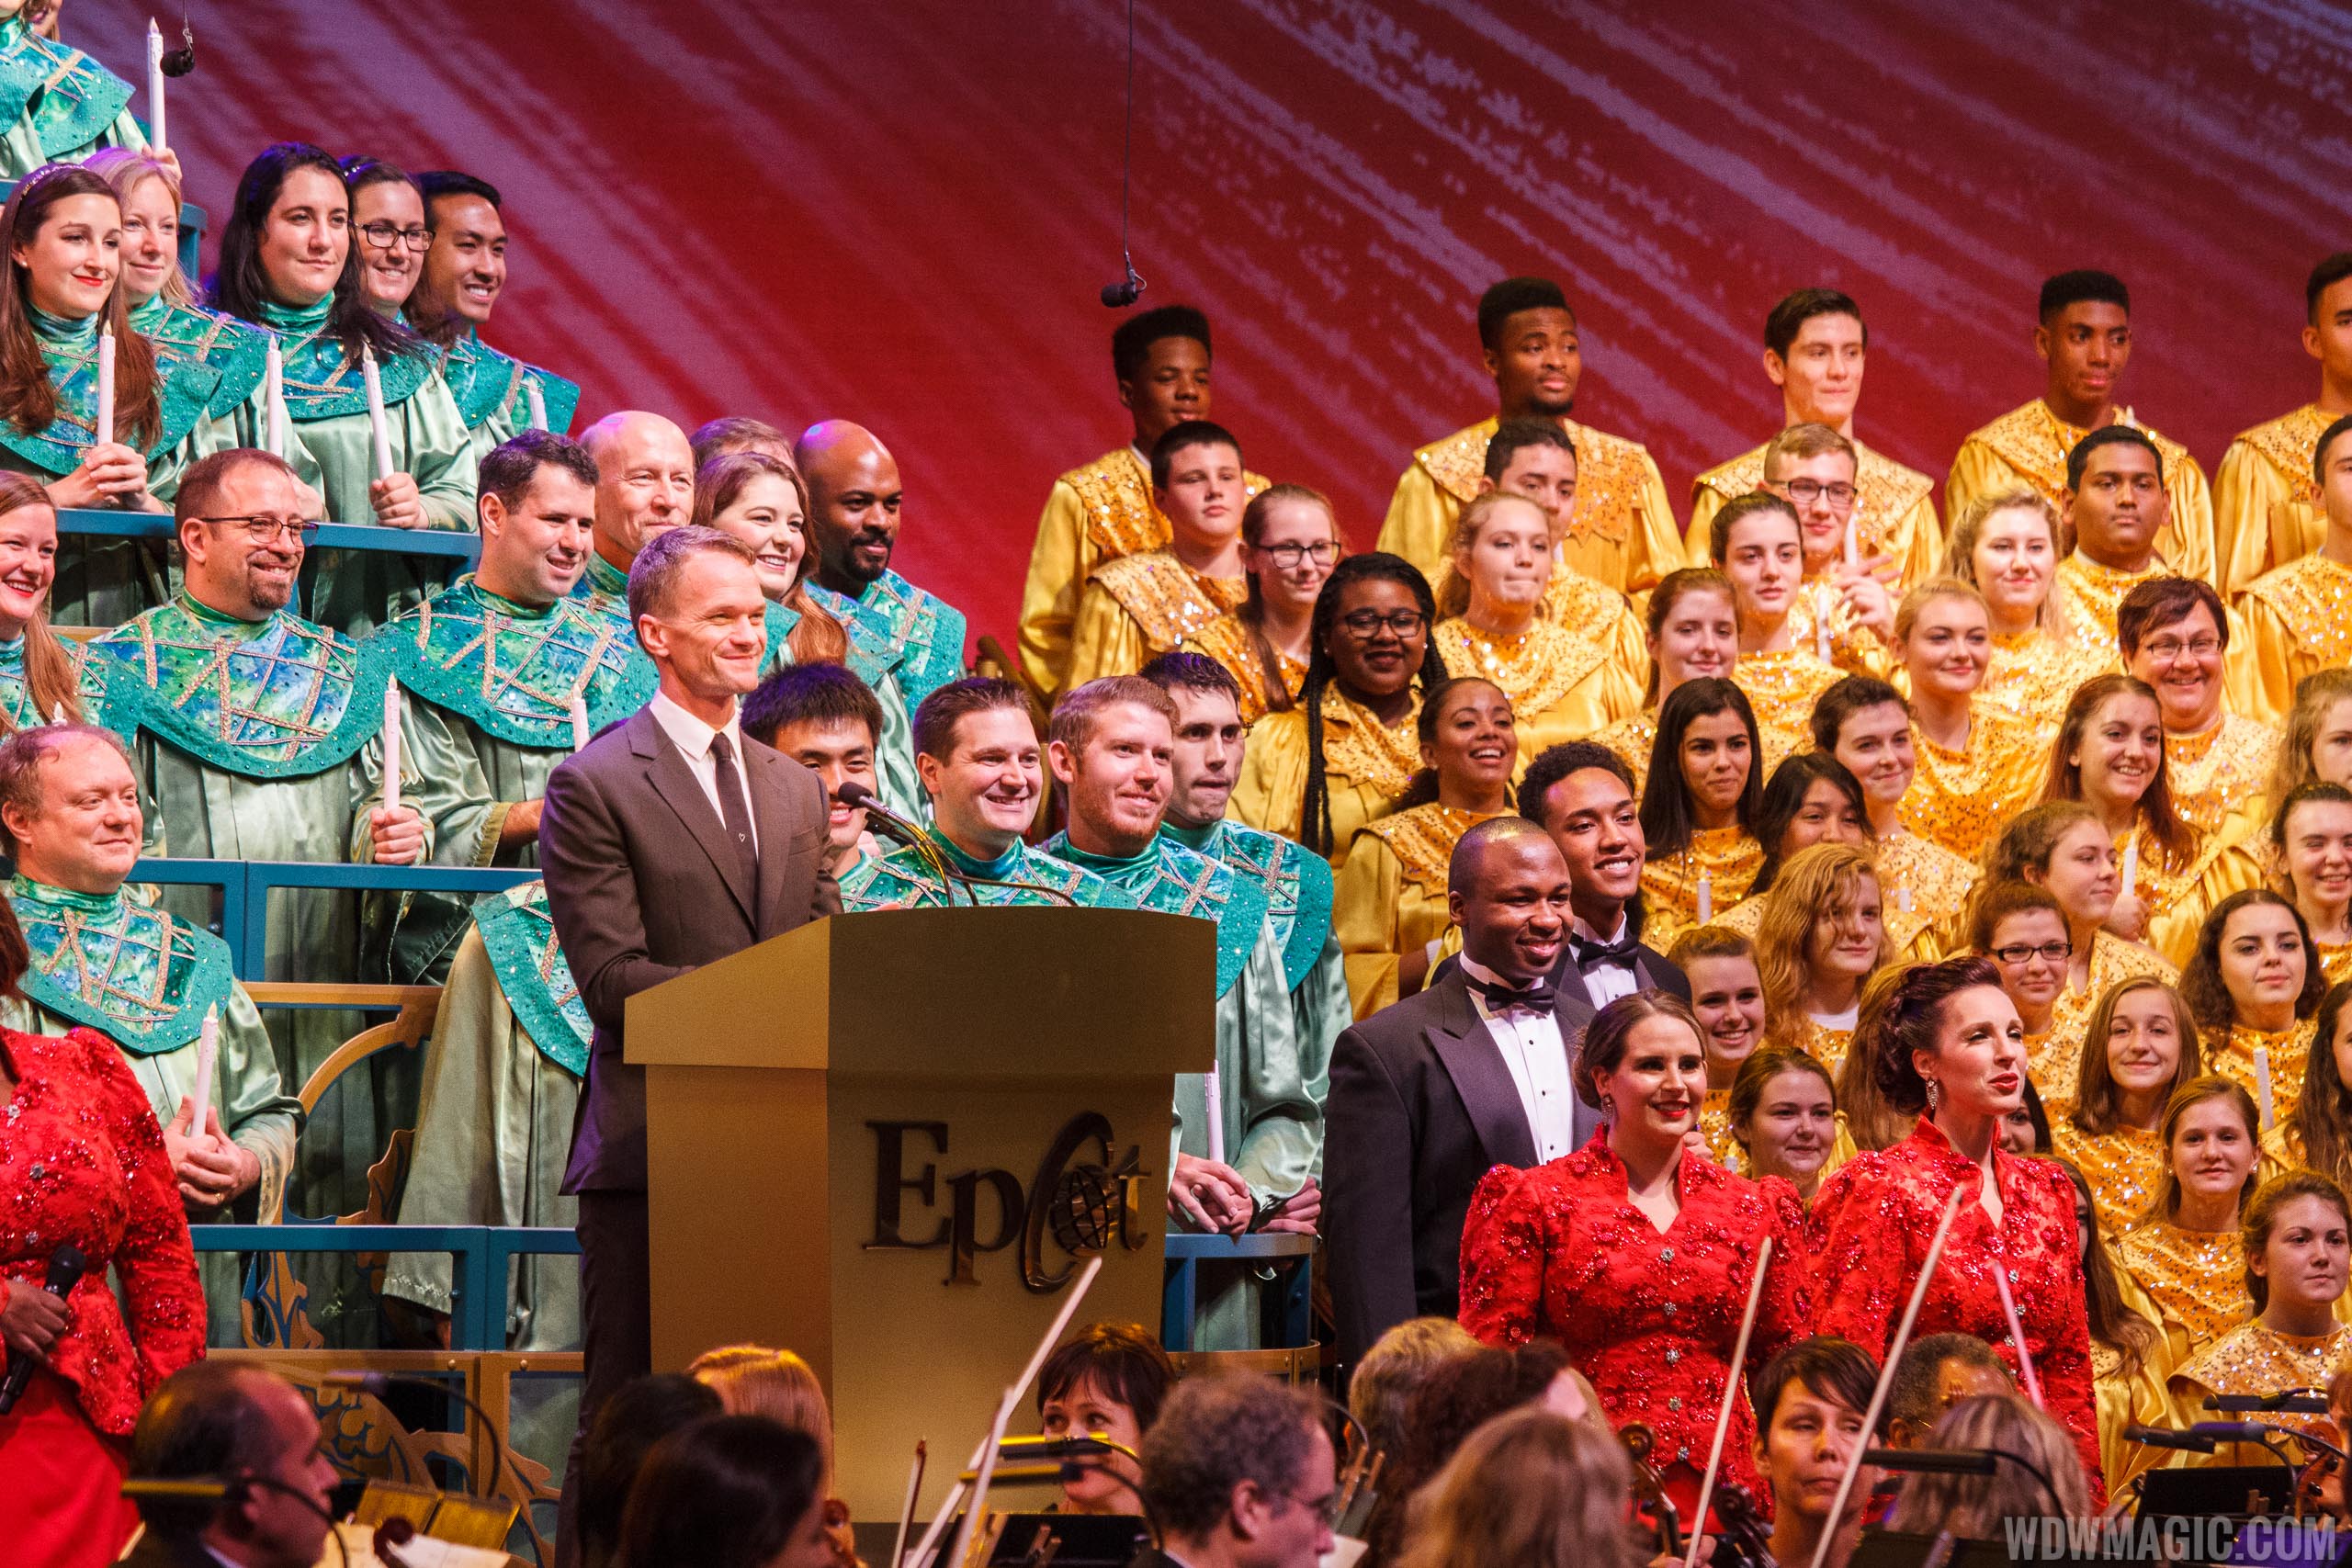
[1466,973,1557,1016]
[1572,931,1642,971]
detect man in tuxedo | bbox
[538,525,839,1562]
[1324,817,1592,1366]
[1518,740,1692,1007]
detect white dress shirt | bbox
[1459,955,1581,1161]
[1570,909,1641,1008]
[648,690,759,853]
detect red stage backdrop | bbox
[74,0,2352,650]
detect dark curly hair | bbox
[2178,889,2326,1032]
[1299,553,1446,856]
[1865,955,2007,1117]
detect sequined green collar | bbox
[440,330,582,435]
[0,17,131,158]
[1160,818,1332,992]
[0,303,214,476]
[0,634,119,738]
[130,293,272,419]
[93,594,390,779]
[376,575,658,748]
[471,881,588,1076]
[256,298,432,422]
[9,874,234,1055]
[806,570,966,708]
[1044,831,1265,998]
[841,830,1136,911]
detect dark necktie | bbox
[1572,930,1642,973]
[707,731,759,887]
[1464,971,1557,1017]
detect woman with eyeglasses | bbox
[1635,675,1765,949]
[2116,577,2275,846]
[2050,976,2202,1235]
[2116,1077,2261,1368]
[209,141,477,634]
[1430,491,1638,773]
[2273,784,2352,988]
[1182,483,1339,725]
[1231,552,1446,865]
[1969,881,2077,1097]
[1892,578,2051,863]
[341,157,429,321]
[2179,889,2326,1132]
[1591,565,1739,797]
[1334,676,1513,1017]
[1939,489,2110,726]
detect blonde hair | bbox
[1437,491,1550,619]
[1349,1316,1477,1463]
[82,146,192,307]
[1941,487,2075,641]
[1894,575,1988,646]
[686,1345,834,1473]
[1395,1408,1635,1568]
[1883,1393,2092,1535]
[1756,843,1891,1051]
[1760,421,1856,475]
[2267,670,2352,822]
[2140,1076,2261,1228]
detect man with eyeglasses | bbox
[404,170,583,460]
[1947,271,2215,584]
[1068,420,1254,690]
[2237,412,2352,722]
[89,446,430,1235]
[1687,288,1939,590]
[1758,422,1897,677]
[2118,577,2274,844]
[1379,276,1683,599]
[1020,305,1267,703]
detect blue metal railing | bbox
[132,858,541,979]
[60,509,483,559]
[188,1224,582,1353]
[1161,1232,1316,1351]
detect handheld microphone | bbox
[0,1243,87,1414]
[2125,1425,2217,1452]
[997,1434,1136,1461]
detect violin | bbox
[1615,1423,1779,1568]
[1620,1422,1684,1561]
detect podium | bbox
[627,905,1211,1515]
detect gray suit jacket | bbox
[540,705,840,1193]
[1322,965,1599,1365]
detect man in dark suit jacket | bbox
[1325,818,1596,1367]
[119,1361,341,1568]
[539,525,841,1561]
[1518,739,1691,1008]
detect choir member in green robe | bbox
[0,6,145,177]
[741,660,887,886]
[0,470,118,731]
[0,722,299,1342]
[689,449,849,670]
[89,448,429,1238]
[362,431,641,982]
[572,410,695,606]
[796,421,966,819]
[840,677,1131,909]
[209,142,476,634]
[406,170,581,458]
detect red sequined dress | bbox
[0,1025,205,1433]
[1457,1132,1813,1506]
[1809,1117,2105,1502]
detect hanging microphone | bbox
[0,1244,88,1414]
[161,9,197,75]
[1098,0,1145,309]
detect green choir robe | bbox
[92,593,422,1240]
[0,17,145,176]
[840,829,1136,910]
[254,297,477,636]
[4,873,300,1345]
[806,570,966,820]
[437,327,582,463]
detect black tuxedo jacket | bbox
[1548,937,1690,1009]
[1322,966,1598,1366]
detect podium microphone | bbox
[0,1243,87,1414]
[833,783,1077,907]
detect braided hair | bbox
[1300,552,1446,857]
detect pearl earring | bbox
[1925,1077,1941,1112]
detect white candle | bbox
[187,1004,218,1136]
[1203,1066,1225,1166]
[1842,517,1859,570]
[569,694,590,752]
[525,377,548,432]
[95,327,114,448]
[380,676,402,817]
[1814,583,1833,663]
[264,339,288,459]
[1696,869,1713,925]
[47,702,64,727]
[360,344,395,482]
[1897,880,1914,916]
[145,18,165,155]
[2256,1046,2276,1131]
[2118,835,2140,895]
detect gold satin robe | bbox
[1432,615,1642,773]
[1944,400,2215,584]
[1333,803,1498,1019]
[2118,1221,2248,1371]
[1229,686,1424,867]
[1066,549,1249,690]
[1898,705,2052,863]
[2037,932,2179,1108]
[2095,1260,2187,1495]
[2052,1118,2165,1238]
[1182,613,1306,727]
[2164,711,2280,842]
[1639,826,1765,950]
[1872,828,1977,958]
[2204,1020,2318,1132]
[1731,648,1847,764]
[2122,821,2266,970]
[2235,551,2352,725]
[1687,438,1940,588]
[2214,405,2332,595]
[1593,708,1658,797]
[2171,1323,2352,1467]
[1377,415,1685,594]
[1978,626,2114,727]
[1782,573,1894,680]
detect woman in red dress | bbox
[1809,955,2106,1501]
[0,966,208,1568]
[1458,990,1813,1517]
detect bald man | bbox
[1322,817,1594,1365]
[576,411,696,602]
[797,420,967,818]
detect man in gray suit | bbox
[538,525,841,1561]
[1323,817,1596,1368]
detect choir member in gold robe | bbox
[1066,420,1250,689]
[1969,882,2078,1102]
[1813,676,1981,946]
[1635,675,1765,948]
[2275,785,2352,987]
[1230,553,1444,864]
[2180,891,2326,1133]
[1726,1045,1838,1201]
[1376,276,1681,596]
[2044,674,2263,968]
[2266,670,2352,838]
[2214,254,2352,594]
[1669,925,1767,1168]
[1333,676,1512,1018]
[1430,491,1638,773]
[1020,305,1266,700]
[1711,753,1879,945]
[2267,980,2352,1195]
[1756,422,1901,677]
[1712,492,1846,761]
[2117,1077,2262,1369]
[2052,975,2201,1245]
[1592,566,1737,795]
[2118,578,2276,843]
[2237,412,2352,722]
[1473,417,1649,681]
[1985,802,2180,1100]
[2051,1155,2177,1495]
[1181,483,1336,726]
[1893,578,2051,863]
[1753,842,1891,1077]
[1946,270,2213,581]
[1939,488,2113,725]
[1686,288,1939,587]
